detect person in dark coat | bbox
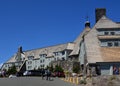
[46,69,51,80]
[41,69,45,80]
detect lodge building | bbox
[1,8,120,75]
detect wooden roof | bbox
[69,27,90,56]
[96,16,120,29]
[7,43,74,62]
[85,16,120,63]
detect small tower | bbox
[85,21,90,28]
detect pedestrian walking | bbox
[46,69,51,81]
[41,69,45,80]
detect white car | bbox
[23,71,31,76]
[9,74,17,78]
[72,73,77,77]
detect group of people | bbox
[41,69,52,80]
[0,70,6,77]
[113,66,119,75]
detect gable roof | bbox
[70,27,90,56]
[85,16,120,63]
[24,42,74,59]
[96,16,120,29]
[7,42,74,62]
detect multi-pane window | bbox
[28,66,32,69]
[40,54,47,58]
[43,59,45,62]
[103,31,115,35]
[62,57,65,61]
[100,39,120,47]
[111,32,115,35]
[28,56,34,60]
[40,65,44,68]
[54,58,56,61]
[54,52,59,56]
[114,42,119,46]
[40,59,45,63]
[97,28,120,35]
[28,61,32,64]
[61,51,65,55]
[43,65,44,68]
[104,32,109,35]
[5,65,7,67]
[108,42,113,47]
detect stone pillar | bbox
[87,65,91,77]
[91,67,96,76]
[110,66,113,75]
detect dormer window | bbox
[54,52,59,56]
[40,54,47,58]
[28,56,34,60]
[61,51,65,55]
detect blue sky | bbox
[0,0,120,64]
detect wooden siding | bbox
[101,47,120,62]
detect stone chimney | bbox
[95,8,106,22]
[18,46,23,53]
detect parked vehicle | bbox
[23,70,42,76]
[72,73,77,77]
[52,72,65,78]
[16,71,24,77]
[9,74,17,78]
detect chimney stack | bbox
[18,46,23,53]
[95,8,106,22]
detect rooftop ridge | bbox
[23,42,74,52]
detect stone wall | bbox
[92,75,120,86]
[51,60,80,72]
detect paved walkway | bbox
[0,77,80,86]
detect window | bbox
[54,58,56,61]
[54,52,59,56]
[28,56,34,60]
[43,59,45,62]
[111,32,115,35]
[40,60,42,63]
[108,42,113,47]
[114,42,119,46]
[62,57,65,61]
[35,61,37,63]
[61,51,65,55]
[57,57,59,60]
[28,61,32,64]
[5,65,7,67]
[28,66,32,69]
[100,39,120,47]
[40,54,47,58]
[104,32,109,35]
